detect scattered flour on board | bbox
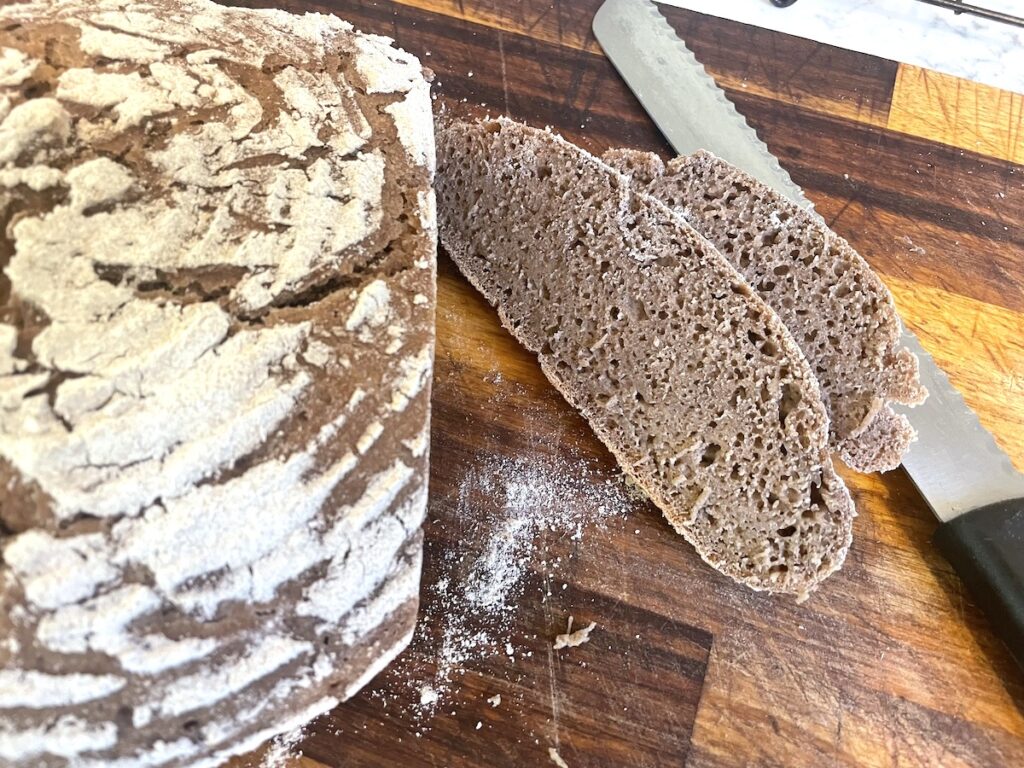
[430,454,628,709]
[379,450,633,718]
[260,722,307,766]
[419,685,439,707]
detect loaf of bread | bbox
[436,116,855,596]
[603,149,926,472]
[0,1,435,765]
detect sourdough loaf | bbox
[0,1,435,765]
[436,116,855,596]
[603,149,926,472]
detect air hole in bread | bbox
[809,482,825,508]
[700,443,721,467]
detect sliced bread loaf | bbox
[436,116,855,596]
[603,149,926,472]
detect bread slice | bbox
[436,116,855,596]
[603,149,926,472]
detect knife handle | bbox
[934,498,1024,668]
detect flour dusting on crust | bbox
[0,0,436,765]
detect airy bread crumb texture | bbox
[603,148,926,473]
[436,116,855,597]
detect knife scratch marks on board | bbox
[546,644,563,746]
[779,43,822,95]
[524,3,554,40]
[498,32,510,116]
[954,576,966,622]
[824,191,860,232]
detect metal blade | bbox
[593,0,1024,521]
[592,0,811,209]
[896,331,1024,521]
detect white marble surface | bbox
[659,0,1024,94]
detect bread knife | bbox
[593,0,1024,667]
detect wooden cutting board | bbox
[229,1,1024,765]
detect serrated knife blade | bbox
[594,0,1024,666]
[593,0,810,208]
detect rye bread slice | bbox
[436,116,855,596]
[603,149,926,472]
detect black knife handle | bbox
[934,498,1024,668]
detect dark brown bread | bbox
[603,148,926,472]
[436,116,856,597]
[0,1,435,765]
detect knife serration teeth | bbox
[637,0,811,210]
[599,0,811,209]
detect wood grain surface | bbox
[225,1,1024,766]
[889,65,1024,165]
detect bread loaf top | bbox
[0,4,436,762]
[0,0,433,527]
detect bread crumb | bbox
[553,616,596,649]
[549,747,570,767]
[898,234,927,256]
[487,694,501,707]
[419,686,438,707]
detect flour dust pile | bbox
[376,450,633,717]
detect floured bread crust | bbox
[0,1,436,765]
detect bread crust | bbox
[0,1,436,765]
